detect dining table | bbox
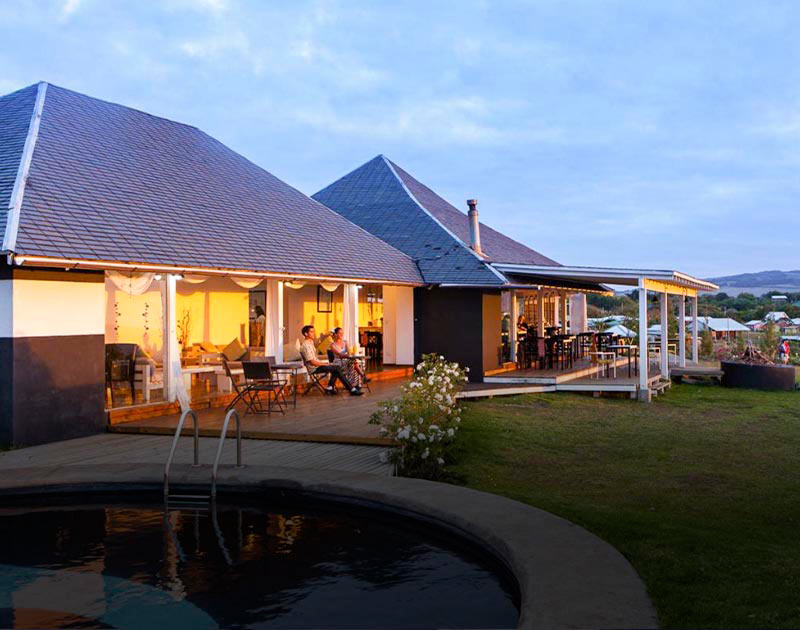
[607,344,638,378]
[271,361,304,408]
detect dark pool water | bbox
[0,495,519,629]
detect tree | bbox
[759,321,780,361]
[700,329,714,359]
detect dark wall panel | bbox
[11,334,105,447]
[414,287,484,381]
[0,338,11,445]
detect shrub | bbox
[700,329,715,358]
[369,354,468,479]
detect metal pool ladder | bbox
[163,408,244,503]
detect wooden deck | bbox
[107,364,412,423]
[464,365,663,399]
[109,378,406,446]
[484,355,639,385]
[670,365,724,382]
[0,434,393,476]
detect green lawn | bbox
[452,384,800,628]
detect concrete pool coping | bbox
[0,463,658,630]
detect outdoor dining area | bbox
[512,326,641,379]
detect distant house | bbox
[764,311,790,323]
[745,319,765,331]
[771,295,788,303]
[649,317,750,341]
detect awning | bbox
[493,263,718,296]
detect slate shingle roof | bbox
[389,160,560,267]
[0,83,422,284]
[312,155,560,285]
[0,84,38,242]
[313,156,502,285]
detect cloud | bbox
[166,0,230,14]
[752,106,800,138]
[291,96,563,146]
[61,0,82,19]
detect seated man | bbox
[298,325,363,396]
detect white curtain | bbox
[161,274,191,412]
[230,277,263,289]
[342,283,359,351]
[265,279,284,362]
[320,282,340,292]
[284,281,306,290]
[106,271,155,295]
[182,274,209,284]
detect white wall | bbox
[381,285,414,365]
[382,285,398,363]
[2,276,104,338]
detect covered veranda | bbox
[97,264,416,415]
[491,264,719,401]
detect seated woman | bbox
[329,327,369,388]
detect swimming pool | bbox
[0,493,519,629]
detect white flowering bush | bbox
[369,353,468,479]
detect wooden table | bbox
[589,351,616,378]
[607,344,638,377]
[273,361,303,408]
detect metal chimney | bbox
[466,199,482,255]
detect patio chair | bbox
[590,352,617,379]
[105,343,138,405]
[242,361,286,415]
[300,356,333,396]
[223,359,254,412]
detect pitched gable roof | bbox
[0,84,39,246]
[312,155,559,285]
[0,83,422,285]
[313,155,503,285]
[388,160,559,267]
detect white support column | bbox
[536,290,545,337]
[509,289,518,363]
[692,295,699,363]
[660,292,669,379]
[638,283,649,400]
[342,283,359,352]
[265,279,284,363]
[560,290,569,332]
[678,295,686,367]
[569,293,587,334]
[161,274,178,403]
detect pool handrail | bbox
[163,408,200,499]
[211,409,243,499]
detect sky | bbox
[1,0,799,278]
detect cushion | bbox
[200,340,218,353]
[222,337,247,362]
[317,334,333,354]
[283,339,301,361]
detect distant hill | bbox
[706,270,800,295]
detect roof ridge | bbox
[381,156,508,284]
[387,157,560,267]
[2,81,47,253]
[41,82,203,131]
[313,154,385,198]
